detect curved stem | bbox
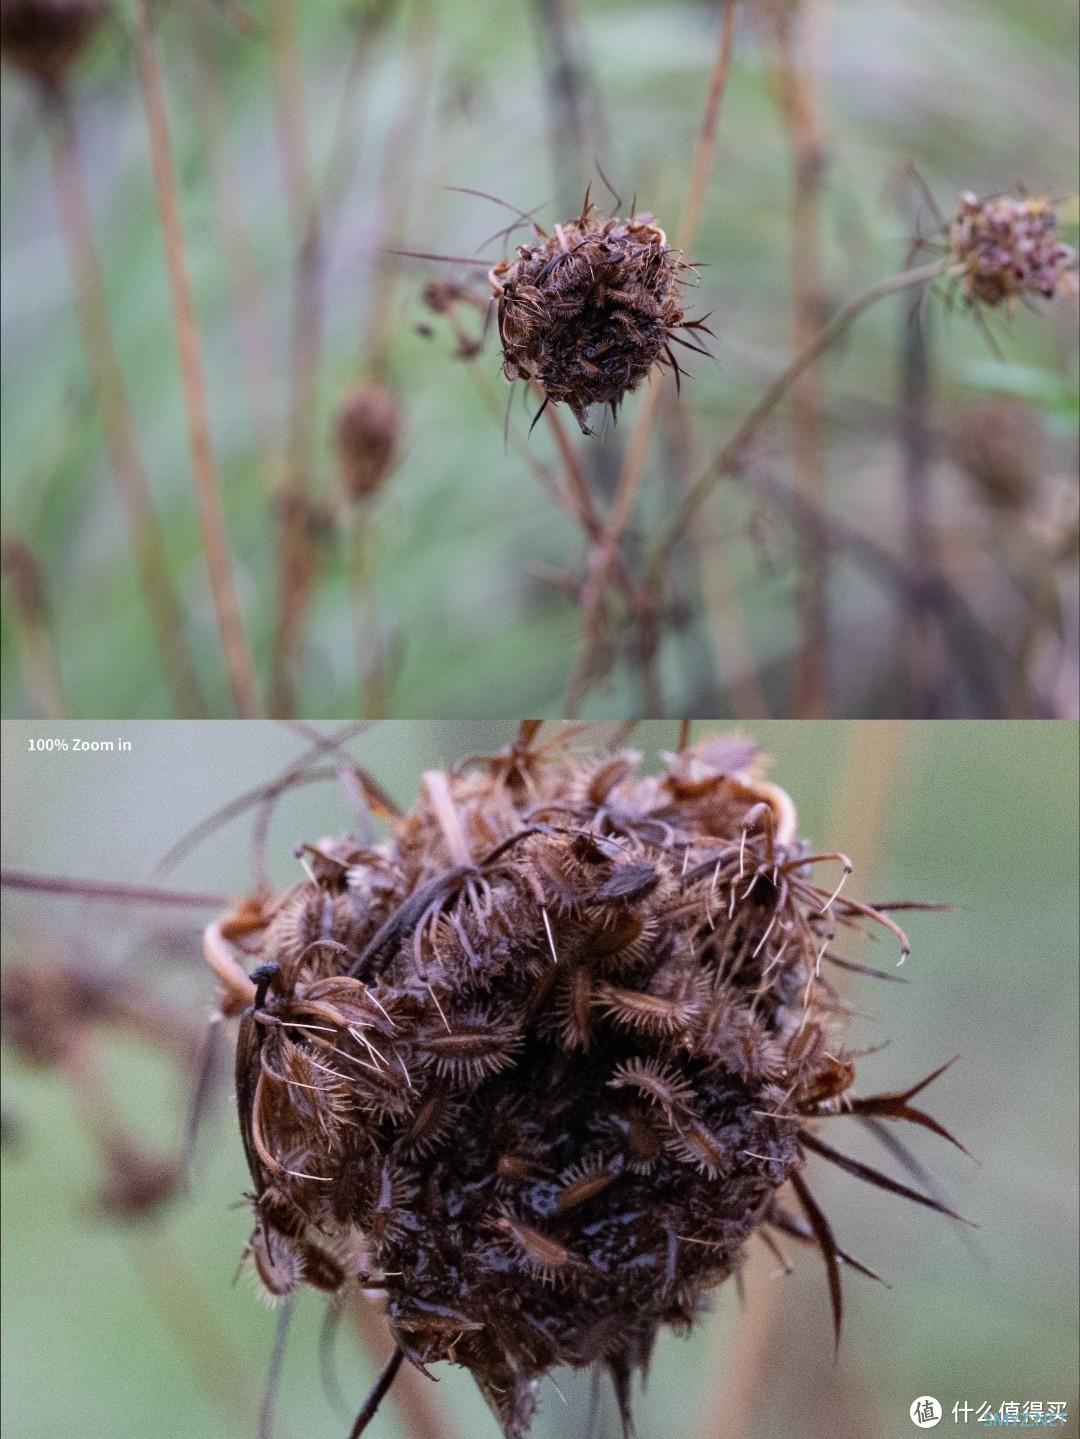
[646,257,947,590]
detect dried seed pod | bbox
[489,198,704,433]
[0,0,107,89]
[334,382,401,503]
[208,729,963,1439]
[949,191,1078,308]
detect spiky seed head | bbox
[949,191,1078,308]
[213,730,954,1439]
[489,203,692,433]
[0,0,107,89]
[334,383,401,503]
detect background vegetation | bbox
[2,720,1077,1438]
[1,0,1077,719]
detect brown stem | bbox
[1,538,69,716]
[898,282,939,714]
[267,0,313,237]
[270,9,391,714]
[349,507,386,718]
[529,0,594,214]
[134,1,259,716]
[42,89,206,717]
[564,0,740,715]
[646,258,948,590]
[0,868,231,908]
[699,723,908,1439]
[363,4,436,375]
[771,0,832,717]
[188,7,280,489]
[126,1229,265,1438]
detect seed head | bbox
[334,383,401,504]
[212,730,962,1438]
[0,0,107,90]
[949,191,1078,308]
[489,200,699,433]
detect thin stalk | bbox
[564,0,740,715]
[363,3,436,375]
[43,90,205,716]
[1,538,69,716]
[134,0,259,716]
[126,1228,265,1438]
[348,1293,455,1439]
[0,869,230,908]
[771,0,832,717]
[898,283,939,714]
[349,507,386,717]
[267,0,313,241]
[529,0,594,214]
[270,9,389,714]
[646,258,948,589]
[188,7,280,488]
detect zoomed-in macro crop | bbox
[1,1,1077,720]
[2,721,1077,1439]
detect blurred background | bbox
[1,719,1077,1438]
[1,0,1078,720]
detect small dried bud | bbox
[212,731,963,1438]
[334,383,401,503]
[96,1140,183,1220]
[950,191,1078,308]
[952,398,1046,512]
[489,200,699,433]
[0,0,107,89]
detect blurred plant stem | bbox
[646,257,948,589]
[188,7,281,491]
[349,507,386,717]
[40,88,206,717]
[529,0,594,215]
[564,0,740,717]
[127,1228,267,1439]
[270,4,420,716]
[898,281,941,715]
[699,720,909,1439]
[134,0,259,717]
[770,0,832,718]
[1,539,68,716]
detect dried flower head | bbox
[0,0,107,90]
[949,191,1078,308]
[489,198,707,433]
[207,729,964,1438]
[335,383,401,504]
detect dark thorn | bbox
[348,1347,405,1439]
[593,158,622,214]
[768,1204,890,1287]
[799,1129,976,1225]
[529,396,551,436]
[789,1170,843,1354]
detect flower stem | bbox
[134,0,259,717]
